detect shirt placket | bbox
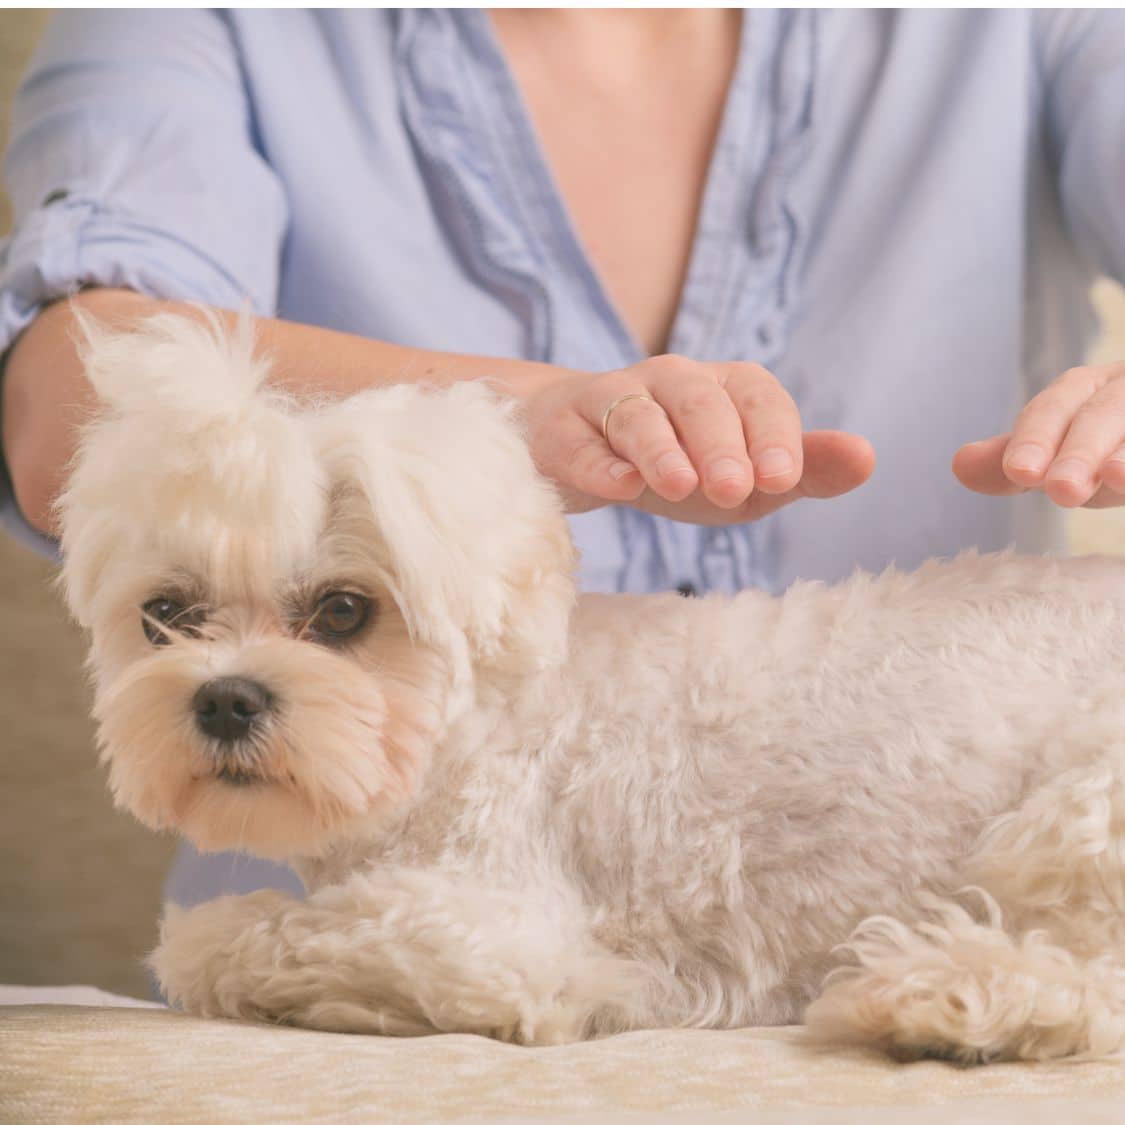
[395,9,818,597]
[675,10,820,595]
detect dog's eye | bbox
[309,591,371,643]
[141,598,203,646]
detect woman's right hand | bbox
[522,355,875,526]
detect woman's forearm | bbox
[3,288,876,539]
[1,289,576,536]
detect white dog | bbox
[57,311,1125,1063]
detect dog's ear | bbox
[70,303,270,421]
[58,309,324,625]
[310,382,576,674]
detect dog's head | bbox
[57,310,574,859]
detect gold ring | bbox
[600,393,664,443]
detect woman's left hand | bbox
[954,362,1125,508]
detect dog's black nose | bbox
[192,677,270,742]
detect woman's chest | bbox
[487,11,742,356]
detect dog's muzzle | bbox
[192,677,271,743]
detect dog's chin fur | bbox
[57,311,1125,1063]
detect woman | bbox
[4,9,1125,904]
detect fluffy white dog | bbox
[57,312,1125,1063]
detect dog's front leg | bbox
[151,869,640,1044]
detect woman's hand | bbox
[522,355,875,525]
[954,362,1125,508]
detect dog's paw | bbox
[149,890,294,1020]
[805,902,1125,1063]
[495,955,650,1046]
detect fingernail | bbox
[755,448,794,479]
[655,451,695,479]
[608,461,636,480]
[707,457,748,483]
[1004,443,1048,474]
[1047,458,1090,486]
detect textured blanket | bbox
[2,1004,1124,1123]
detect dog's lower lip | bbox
[214,768,264,787]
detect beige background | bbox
[3,10,1125,1001]
[0,10,177,999]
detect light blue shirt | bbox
[3,9,1124,905]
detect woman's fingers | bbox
[1043,373,1125,506]
[591,387,701,502]
[1003,366,1125,486]
[1099,448,1125,495]
[952,434,1026,496]
[957,363,1125,509]
[635,430,875,524]
[523,355,871,523]
[644,367,754,506]
[791,430,876,500]
[1001,367,1111,487]
[718,362,803,496]
[536,410,646,508]
[575,357,804,507]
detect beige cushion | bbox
[2,1006,1124,1124]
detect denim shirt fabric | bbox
[5,9,1124,601]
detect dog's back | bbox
[463,552,1125,1027]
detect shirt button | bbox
[757,319,785,348]
[676,582,698,598]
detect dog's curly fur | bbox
[58,312,1125,1061]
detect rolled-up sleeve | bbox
[1037,10,1125,283]
[0,9,288,550]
